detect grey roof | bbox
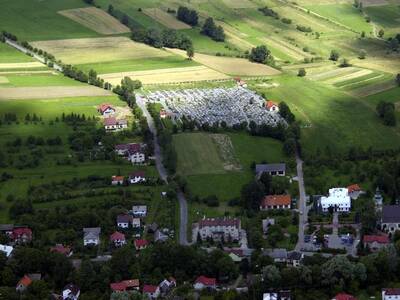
[382,205,400,223]
[256,163,286,174]
[287,251,302,261]
[264,248,287,259]
[83,227,101,240]
[154,230,169,242]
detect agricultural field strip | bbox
[58,7,130,35]
[324,69,373,84]
[0,86,112,100]
[335,73,385,89]
[361,0,389,7]
[308,67,361,81]
[350,80,398,97]
[0,70,56,75]
[0,77,9,84]
[258,37,309,61]
[143,8,191,30]
[221,0,257,8]
[0,62,44,69]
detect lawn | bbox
[0,0,101,41]
[0,43,34,63]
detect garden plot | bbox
[361,0,388,7]
[31,37,171,65]
[58,7,130,35]
[143,8,191,30]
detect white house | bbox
[320,188,351,212]
[265,100,279,112]
[104,117,128,131]
[132,205,147,217]
[132,218,141,228]
[382,288,400,300]
[98,104,115,116]
[193,276,216,291]
[197,217,241,242]
[0,244,13,257]
[83,227,101,246]
[115,143,146,164]
[129,171,146,184]
[63,284,80,300]
[117,214,133,228]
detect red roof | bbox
[347,184,361,193]
[195,276,216,286]
[363,235,389,244]
[112,176,124,181]
[261,195,291,207]
[122,279,139,288]
[18,275,32,287]
[110,282,127,292]
[199,218,240,228]
[334,293,357,300]
[143,285,158,293]
[12,227,32,239]
[50,244,71,256]
[266,100,278,109]
[110,231,125,242]
[104,117,117,126]
[134,239,148,248]
[98,104,114,114]
[383,288,400,296]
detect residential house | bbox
[262,218,275,234]
[104,117,128,131]
[382,288,400,300]
[12,227,32,244]
[381,205,400,234]
[265,248,288,263]
[260,195,291,210]
[132,218,141,228]
[160,110,172,119]
[0,244,13,257]
[62,284,80,300]
[319,188,351,213]
[255,163,286,178]
[154,230,169,243]
[287,251,303,267]
[110,279,140,292]
[332,293,357,300]
[110,231,126,247]
[117,214,133,229]
[83,228,101,246]
[129,171,146,184]
[132,205,147,217]
[159,278,176,296]
[0,224,14,237]
[197,217,241,242]
[143,285,160,299]
[263,290,291,300]
[16,275,32,292]
[98,104,115,116]
[111,176,124,185]
[134,239,149,250]
[50,244,73,257]
[193,276,217,291]
[347,184,362,200]
[228,251,243,263]
[115,143,146,164]
[265,100,279,112]
[363,235,389,252]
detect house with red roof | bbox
[111,176,124,185]
[260,195,291,210]
[347,184,362,199]
[98,104,116,116]
[143,284,160,299]
[16,275,32,293]
[115,143,146,164]
[104,117,128,131]
[129,171,146,184]
[12,227,32,244]
[50,244,73,257]
[134,239,149,250]
[197,217,241,242]
[363,234,389,252]
[332,293,357,300]
[265,100,279,112]
[110,279,140,293]
[382,288,400,300]
[110,231,126,247]
[193,276,217,291]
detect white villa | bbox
[320,188,351,212]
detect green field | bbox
[0,43,34,63]
[0,73,86,87]
[365,4,400,36]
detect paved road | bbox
[136,95,189,245]
[295,152,309,252]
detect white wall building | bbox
[0,244,13,257]
[197,218,241,242]
[382,288,400,300]
[320,188,351,212]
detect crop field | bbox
[349,79,398,97]
[31,37,172,65]
[365,4,400,36]
[0,73,84,87]
[143,8,191,30]
[0,43,35,63]
[58,7,130,35]
[0,62,44,70]
[99,66,229,85]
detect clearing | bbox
[99,66,229,85]
[58,7,130,35]
[0,86,112,100]
[31,37,171,65]
[143,8,191,30]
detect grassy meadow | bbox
[0,43,34,63]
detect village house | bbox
[115,143,146,164]
[256,163,286,178]
[110,231,126,247]
[260,195,291,210]
[132,218,141,228]
[193,276,217,291]
[319,188,351,213]
[332,293,357,300]
[98,104,116,116]
[381,205,400,234]
[197,217,241,242]
[265,100,279,112]
[0,224,14,237]
[363,235,389,252]
[347,184,362,200]
[382,288,400,300]
[287,251,304,267]
[83,227,101,246]
[264,248,288,263]
[117,214,133,229]
[50,244,73,257]
[132,205,147,217]
[263,290,291,300]
[110,279,140,293]
[225,249,244,263]
[160,110,172,119]
[134,239,149,251]
[111,175,124,185]
[129,171,146,184]
[12,227,32,244]
[159,278,176,296]
[154,230,169,243]
[262,218,275,234]
[16,274,41,293]
[0,244,13,257]
[104,117,128,131]
[143,284,160,299]
[62,284,80,300]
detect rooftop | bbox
[256,163,286,174]
[199,217,240,228]
[261,195,291,207]
[382,205,400,223]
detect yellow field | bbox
[143,8,191,30]
[31,37,171,65]
[0,86,112,100]
[99,66,229,85]
[0,76,9,84]
[168,49,281,76]
[222,0,257,8]
[0,62,44,69]
[58,7,130,35]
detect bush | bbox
[298,68,306,77]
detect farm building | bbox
[256,163,286,178]
[265,100,279,112]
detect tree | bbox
[396,73,400,86]
[259,172,272,194]
[358,49,366,59]
[201,17,225,42]
[361,31,365,38]
[329,50,340,61]
[376,101,396,126]
[108,4,114,14]
[283,138,296,156]
[186,46,194,60]
[262,265,281,287]
[339,58,351,67]
[278,102,295,124]
[298,68,306,77]
[240,180,264,211]
[321,256,356,288]
[378,29,384,38]
[249,45,272,64]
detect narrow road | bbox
[295,152,308,252]
[136,95,189,245]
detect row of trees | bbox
[132,27,193,51]
[201,17,225,42]
[177,6,199,26]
